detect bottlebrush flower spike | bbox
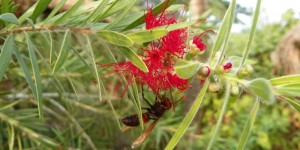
[101,0,202,95]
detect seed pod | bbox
[237,64,253,78]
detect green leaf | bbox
[110,12,144,30]
[53,0,84,25]
[237,0,261,70]
[84,0,110,23]
[127,29,169,44]
[174,60,200,79]
[269,74,300,86]
[209,0,235,65]
[104,0,137,29]
[275,83,300,98]
[53,30,71,73]
[237,98,260,150]
[30,0,52,20]
[94,0,121,21]
[0,113,58,147]
[0,34,14,81]
[122,0,176,31]
[280,96,300,112]
[246,78,275,104]
[0,13,19,25]
[45,0,67,21]
[117,46,148,72]
[85,35,102,101]
[165,80,210,150]
[14,46,37,102]
[214,0,236,67]
[154,21,196,31]
[97,30,134,47]
[18,3,37,25]
[1,0,9,13]
[26,33,43,120]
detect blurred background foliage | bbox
[0,0,299,149]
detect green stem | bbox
[207,82,231,150]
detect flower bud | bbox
[223,62,232,73]
[237,64,253,78]
[209,82,223,93]
[199,65,211,77]
[197,65,210,83]
[231,85,239,95]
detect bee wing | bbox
[131,120,158,148]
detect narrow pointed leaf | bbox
[280,96,300,112]
[111,12,143,30]
[95,0,120,20]
[209,0,234,63]
[165,80,210,150]
[86,35,102,101]
[14,46,37,100]
[238,0,261,70]
[214,0,236,67]
[53,30,71,73]
[270,74,300,86]
[45,0,67,21]
[276,83,300,98]
[104,0,137,29]
[237,98,260,150]
[0,34,14,81]
[26,33,43,120]
[30,0,52,20]
[127,29,169,44]
[85,0,110,23]
[174,60,200,79]
[53,0,84,25]
[97,30,134,47]
[18,3,37,25]
[0,113,58,147]
[117,46,148,72]
[246,78,275,104]
[0,13,19,25]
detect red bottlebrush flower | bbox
[165,73,190,91]
[223,62,232,70]
[192,36,206,51]
[145,6,176,30]
[102,1,194,95]
[160,29,187,58]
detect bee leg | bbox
[141,85,153,108]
